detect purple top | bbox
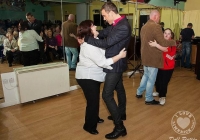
[46,37,57,47]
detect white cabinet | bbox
[14,62,70,103]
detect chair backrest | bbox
[175,40,182,60]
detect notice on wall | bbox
[0,72,20,108]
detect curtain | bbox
[160,9,183,40]
[183,10,200,37]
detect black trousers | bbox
[76,79,101,131]
[22,49,39,66]
[48,47,58,56]
[57,46,63,59]
[102,73,126,125]
[0,45,3,58]
[155,69,174,97]
[38,42,47,63]
[6,50,20,64]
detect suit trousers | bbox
[76,79,101,131]
[102,73,126,125]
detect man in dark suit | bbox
[26,12,47,63]
[79,2,131,139]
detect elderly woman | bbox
[75,20,126,135]
[3,32,18,67]
[18,21,43,66]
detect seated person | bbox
[13,31,19,41]
[45,28,59,61]
[55,25,63,59]
[0,34,6,60]
[3,32,19,67]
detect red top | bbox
[113,16,125,26]
[55,34,62,46]
[161,46,176,70]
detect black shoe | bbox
[107,114,126,121]
[145,99,159,105]
[9,63,12,67]
[98,118,104,123]
[136,94,143,98]
[105,124,127,139]
[83,127,99,135]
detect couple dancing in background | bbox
[136,10,176,106]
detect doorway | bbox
[139,15,149,37]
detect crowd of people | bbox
[0,1,195,139]
[0,15,64,67]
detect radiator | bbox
[14,62,70,103]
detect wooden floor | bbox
[0,62,200,140]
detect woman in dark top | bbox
[45,28,59,61]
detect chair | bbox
[175,41,182,67]
[0,48,6,64]
[1,50,23,65]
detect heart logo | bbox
[177,117,190,129]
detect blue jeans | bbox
[137,66,158,101]
[65,47,78,69]
[181,41,191,67]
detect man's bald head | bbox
[68,14,75,22]
[149,10,160,23]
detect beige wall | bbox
[50,1,186,37]
[184,0,200,11]
[89,1,156,34]
[51,3,77,21]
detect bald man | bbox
[136,10,176,105]
[62,14,79,70]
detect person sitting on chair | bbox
[45,28,59,61]
[3,32,19,67]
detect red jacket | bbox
[55,34,62,46]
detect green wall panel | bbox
[0,0,51,20]
[148,0,185,10]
